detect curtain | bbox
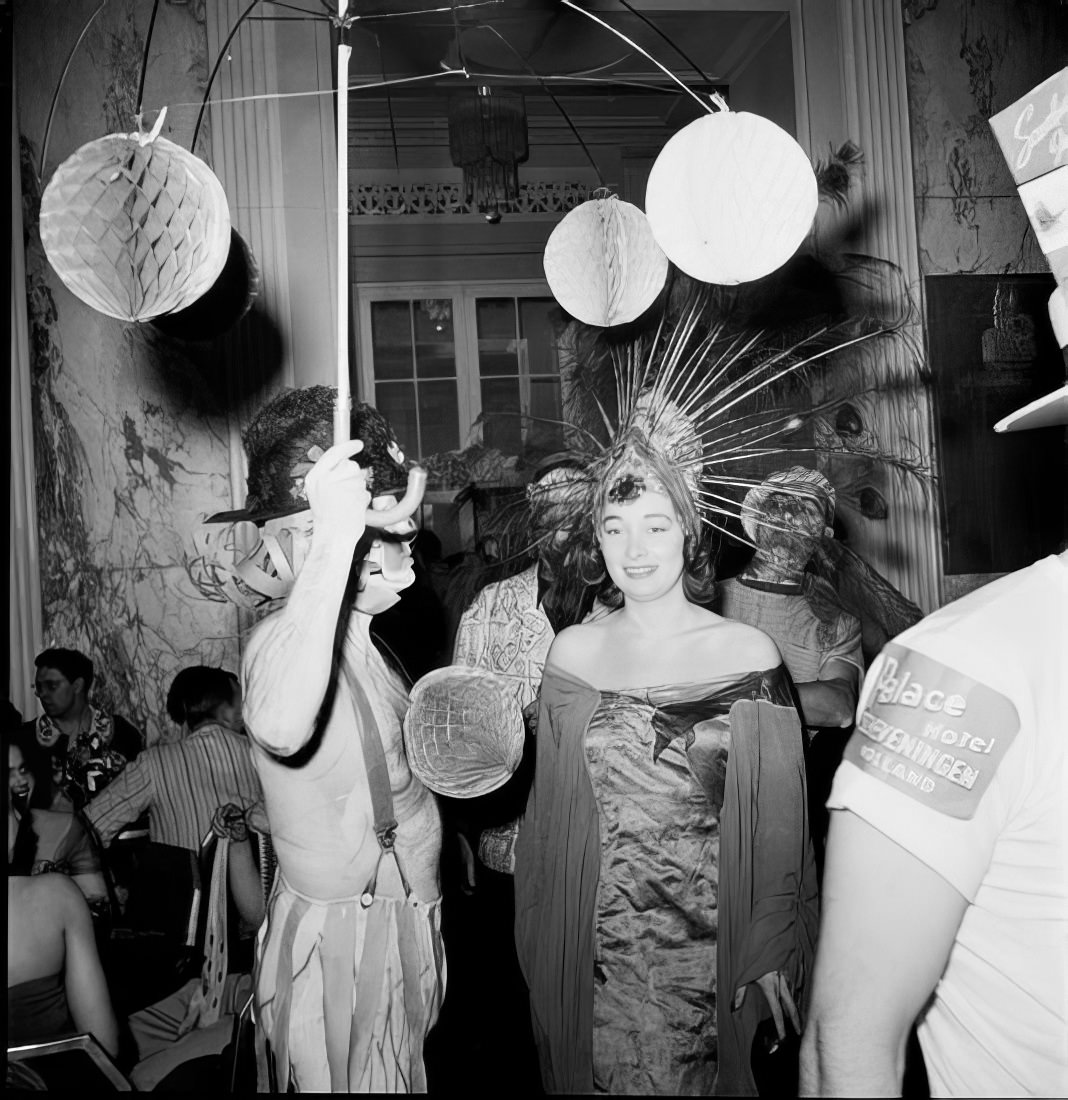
[10,80,43,719]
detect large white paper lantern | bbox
[543,195,668,327]
[39,120,231,322]
[645,102,818,286]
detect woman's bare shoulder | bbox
[695,615,782,667]
[547,619,611,675]
[13,872,85,918]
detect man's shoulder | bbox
[112,712,141,734]
[467,566,539,611]
[178,722,247,749]
[18,716,41,741]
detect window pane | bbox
[371,302,413,380]
[375,382,418,456]
[519,298,561,377]
[418,381,460,456]
[414,299,457,380]
[526,377,565,456]
[476,298,518,376]
[480,377,522,454]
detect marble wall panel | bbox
[904,0,1067,601]
[905,0,1068,276]
[16,0,241,745]
[916,195,1049,274]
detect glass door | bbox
[362,295,463,460]
[464,289,565,463]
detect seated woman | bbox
[514,423,819,1095]
[7,798,120,1058]
[7,737,108,910]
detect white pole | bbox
[334,1,352,445]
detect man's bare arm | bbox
[799,809,968,1096]
[794,678,856,727]
[795,657,859,727]
[242,441,369,756]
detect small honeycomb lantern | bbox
[543,195,668,327]
[39,123,231,322]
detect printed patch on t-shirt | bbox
[842,642,1019,819]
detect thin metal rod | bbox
[376,33,400,171]
[612,0,712,85]
[559,0,714,115]
[39,0,108,182]
[474,24,606,189]
[163,70,682,114]
[356,0,502,19]
[191,0,264,153]
[135,0,163,116]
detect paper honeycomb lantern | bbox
[39,130,231,322]
[543,195,668,327]
[403,665,525,798]
[645,105,818,286]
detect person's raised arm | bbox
[241,440,369,757]
[799,809,968,1096]
[56,876,121,1058]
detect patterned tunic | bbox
[453,566,554,872]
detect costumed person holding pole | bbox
[205,386,440,1093]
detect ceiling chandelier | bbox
[448,86,529,222]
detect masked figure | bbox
[206,386,443,1093]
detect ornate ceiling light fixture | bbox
[448,85,529,222]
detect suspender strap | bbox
[341,661,412,907]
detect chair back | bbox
[101,838,204,1014]
[7,1034,133,1091]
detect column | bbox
[800,0,942,611]
[202,2,340,509]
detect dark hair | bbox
[6,732,58,812]
[166,666,238,728]
[35,648,94,693]
[3,700,23,733]
[5,738,40,873]
[9,810,39,873]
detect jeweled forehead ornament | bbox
[601,395,703,507]
[605,452,669,505]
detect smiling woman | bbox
[6,737,108,908]
[513,406,819,1095]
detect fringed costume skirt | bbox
[254,878,446,1093]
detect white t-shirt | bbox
[829,553,1068,1098]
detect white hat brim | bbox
[993,384,1068,433]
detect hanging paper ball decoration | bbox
[543,195,668,327]
[645,99,818,286]
[39,115,231,323]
